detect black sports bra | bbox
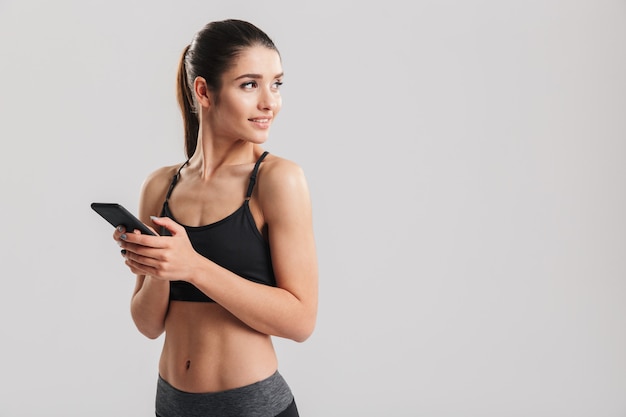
[160,151,276,303]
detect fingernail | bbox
[116,225,124,232]
[150,216,158,221]
[120,234,127,240]
[120,249,127,256]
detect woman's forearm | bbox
[130,276,170,339]
[188,258,317,343]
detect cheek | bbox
[274,96,283,115]
[218,101,246,121]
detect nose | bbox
[258,87,278,111]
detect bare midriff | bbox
[158,301,278,393]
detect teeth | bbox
[252,119,269,122]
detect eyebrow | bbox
[234,72,284,80]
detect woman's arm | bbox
[195,159,318,341]
[121,159,319,342]
[116,167,173,339]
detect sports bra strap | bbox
[245,151,269,199]
[164,152,268,203]
[165,159,190,202]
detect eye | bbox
[241,81,257,89]
[272,80,283,90]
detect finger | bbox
[124,257,153,277]
[123,249,160,273]
[150,216,182,236]
[125,254,170,281]
[121,242,164,261]
[113,225,126,241]
[120,231,167,249]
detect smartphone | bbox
[91,202,156,235]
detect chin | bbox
[248,133,271,144]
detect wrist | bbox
[144,275,170,289]
[186,253,208,287]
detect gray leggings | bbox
[155,370,299,417]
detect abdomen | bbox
[159,301,278,393]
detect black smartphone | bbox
[91,202,156,236]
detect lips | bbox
[248,117,273,130]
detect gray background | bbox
[1,0,625,416]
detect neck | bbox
[188,126,261,179]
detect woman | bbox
[114,19,318,417]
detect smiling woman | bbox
[110,19,317,417]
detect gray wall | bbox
[1,0,625,415]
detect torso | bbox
[146,150,279,393]
[159,302,278,393]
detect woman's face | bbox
[209,45,283,144]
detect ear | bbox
[193,76,212,109]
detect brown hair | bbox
[176,19,280,158]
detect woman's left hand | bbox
[120,216,200,281]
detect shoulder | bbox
[141,164,180,197]
[138,163,184,219]
[257,154,312,220]
[259,154,307,191]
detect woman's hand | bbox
[116,216,200,282]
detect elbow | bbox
[139,326,164,340]
[287,313,317,343]
[131,309,165,340]
[292,329,313,343]
[133,321,164,340]
[295,319,316,343]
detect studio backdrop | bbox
[1,0,625,416]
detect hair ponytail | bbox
[176,45,199,158]
[176,20,279,159]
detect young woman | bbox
[113,19,318,417]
